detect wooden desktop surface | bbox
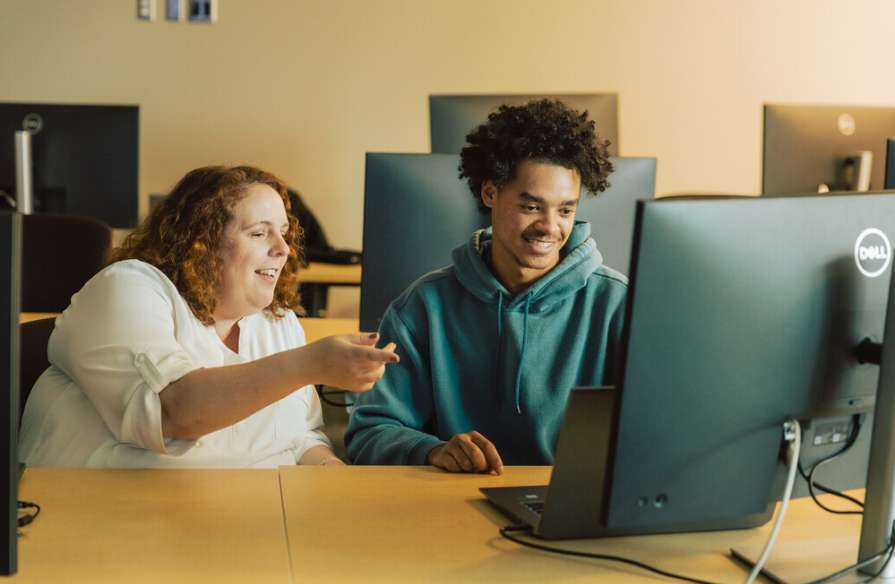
[17,313,56,324]
[19,313,360,344]
[13,469,291,583]
[297,262,361,285]
[298,317,360,341]
[279,466,867,583]
[8,466,867,582]
[280,466,736,582]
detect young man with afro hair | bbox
[346,99,625,473]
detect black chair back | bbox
[22,214,112,312]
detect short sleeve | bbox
[48,261,201,454]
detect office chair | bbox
[289,189,361,316]
[21,214,112,312]
[19,317,55,420]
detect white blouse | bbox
[19,259,331,468]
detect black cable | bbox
[499,525,722,584]
[797,462,864,510]
[17,500,40,528]
[316,385,352,408]
[798,415,864,515]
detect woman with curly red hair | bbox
[19,165,397,468]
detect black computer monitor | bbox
[762,104,895,195]
[605,194,892,535]
[359,153,656,331]
[0,103,139,228]
[0,211,19,575]
[886,138,895,190]
[429,94,619,157]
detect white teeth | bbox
[256,269,277,277]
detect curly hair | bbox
[110,165,303,324]
[459,99,614,211]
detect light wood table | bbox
[13,469,291,583]
[297,262,361,285]
[297,317,360,343]
[296,262,362,317]
[19,314,361,344]
[17,313,56,324]
[5,467,871,583]
[278,466,869,583]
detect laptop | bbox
[482,385,774,540]
[481,386,619,540]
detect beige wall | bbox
[2,0,895,306]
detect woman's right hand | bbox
[306,333,400,391]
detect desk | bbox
[18,313,361,344]
[9,467,868,582]
[278,466,866,583]
[297,262,362,316]
[13,469,291,583]
[18,262,359,322]
[297,262,361,285]
[18,313,56,325]
[279,466,743,582]
[298,317,360,342]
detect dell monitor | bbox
[485,193,895,577]
[886,138,895,190]
[610,194,887,533]
[359,153,656,331]
[0,103,139,228]
[0,211,19,574]
[762,103,895,195]
[429,94,619,157]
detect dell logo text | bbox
[855,228,892,278]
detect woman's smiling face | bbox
[213,182,291,320]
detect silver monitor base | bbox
[731,536,894,583]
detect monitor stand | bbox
[731,534,865,583]
[731,263,895,582]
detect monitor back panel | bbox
[0,211,19,574]
[606,194,895,530]
[763,104,895,195]
[0,103,138,228]
[430,94,619,157]
[360,153,485,331]
[359,154,656,331]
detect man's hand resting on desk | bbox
[427,431,504,475]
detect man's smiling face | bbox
[481,159,581,294]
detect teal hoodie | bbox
[345,221,627,465]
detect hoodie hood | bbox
[451,220,603,312]
[451,220,604,413]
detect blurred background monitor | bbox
[360,153,485,332]
[429,94,619,157]
[762,104,895,196]
[886,138,895,190]
[0,103,138,228]
[359,153,655,331]
[0,211,19,575]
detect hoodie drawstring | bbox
[495,291,504,404]
[513,293,532,415]
[496,291,504,342]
